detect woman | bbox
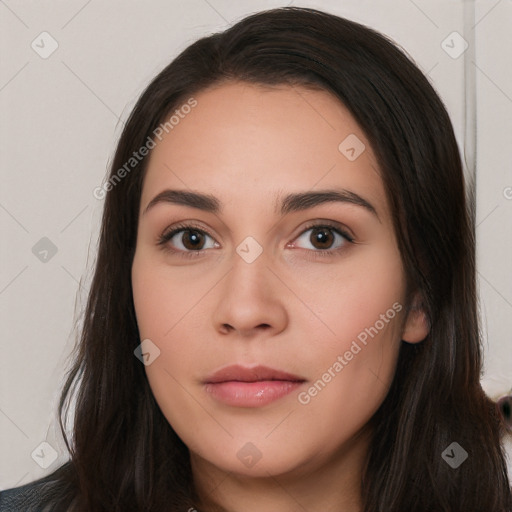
[1,6,510,511]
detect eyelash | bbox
[157,221,355,260]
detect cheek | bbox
[131,254,202,379]
[131,250,211,341]
[294,302,404,451]
[292,247,405,422]
[293,240,406,356]
[132,255,211,450]
[131,250,218,413]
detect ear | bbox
[401,292,430,344]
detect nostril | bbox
[221,324,233,333]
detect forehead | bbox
[141,81,385,218]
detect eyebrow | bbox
[143,188,378,219]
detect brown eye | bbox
[293,224,351,254]
[309,227,335,250]
[180,229,206,250]
[158,225,218,253]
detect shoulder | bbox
[0,463,74,512]
[0,479,52,511]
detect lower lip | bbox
[204,380,303,407]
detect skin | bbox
[131,81,429,512]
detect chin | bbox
[188,433,320,480]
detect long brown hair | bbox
[37,6,512,511]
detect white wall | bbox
[1,0,511,489]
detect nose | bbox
[212,245,288,339]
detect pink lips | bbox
[204,365,306,407]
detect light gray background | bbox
[1,0,511,489]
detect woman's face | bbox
[131,81,427,480]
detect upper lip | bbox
[204,365,306,384]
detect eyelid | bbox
[291,219,355,244]
[158,221,214,241]
[157,221,218,253]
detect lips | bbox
[203,365,306,407]
[204,365,306,384]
